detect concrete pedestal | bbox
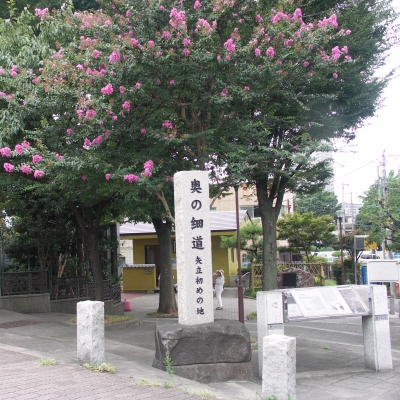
[262,334,296,400]
[77,301,104,363]
[362,285,392,371]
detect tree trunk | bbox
[152,217,178,314]
[87,228,104,301]
[256,179,282,291]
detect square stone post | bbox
[262,334,296,400]
[174,171,213,325]
[77,300,104,363]
[362,285,392,371]
[257,291,284,376]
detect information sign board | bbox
[282,285,370,321]
[366,260,400,283]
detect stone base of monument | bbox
[152,319,252,384]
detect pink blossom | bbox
[345,55,352,60]
[266,46,274,58]
[35,8,48,19]
[112,115,118,121]
[308,71,313,76]
[55,154,64,160]
[131,38,139,47]
[254,48,261,56]
[122,101,131,112]
[103,19,111,27]
[170,80,175,85]
[135,82,141,89]
[271,11,290,24]
[83,138,91,147]
[3,163,14,173]
[101,83,114,95]
[91,50,102,58]
[34,170,45,179]
[76,64,84,70]
[22,140,30,148]
[293,145,299,150]
[141,128,147,134]
[66,128,73,135]
[104,130,111,138]
[328,14,338,28]
[0,147,11,157]
[331,46,341,61]
[119,86,125,94]
[341,46,348,54]
[126,10,132,17]
[244,86,250,91]
[182,48,190,56]
[224,38,236,53]
[183,38,191,47]
[217,55,221,60]
[194,0,201,10]
[21,164,32,175]
[162,120,174,129]
[15,144,24,154]
[32,155,43,164]
[86,109,96,119]
[0,92,5,97]
[82,176,87,180]
[77,109,84,118]
[256,14,263,23]
[141,169,152,177]
[162,31,171,40]
[105,173,111,180]
[284,39,293,46]
[147,40,155,48]
[159,5,165,10]
[346,30,351,35]
[0,68,4,75]
[292,8,303,22]
[109,50,121,64]
[124,174,138,183]
[278,70,283,74]
[144,160,155,170]
[225,55,231,61]
[333,72,338,79]
[169,8,187,30]
[303,61,309,67]
[220,88,229,97]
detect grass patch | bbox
[135,378,160,387]
[184,388,217,398]
[247,311,257,320]
[37,358,58,366]
[147,311,178,318]
[83,362,115,374]
[321,346,331,350]
[70,315,136,325]
[325,279,337,286]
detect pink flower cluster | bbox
[109,50,121,64]
[220,88,229,97]
[21,164,32,175]
[122,101,131,112]
[271,11,290,24]
[15,144,25,154]
[10,65,18,78]
[0,147,11,157]
[92,49,102,59]
[32,155,43,163]
[169,8,187,30]
[162,120,174,129]
[317,14,338,29]
[34,170,45,179]
[195,18,214,35]
[101,83,114,95]
[224,38,235,53]
[35,8,48,19]
[194,0,202,10]
[141,160,155,177]
[266,46,275,58]
[162,31,171,40]
[291,8,303,23]
[4,163,14,172]
[124,174,138,183]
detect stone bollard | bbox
[262,334,296,400]
[389,298,395,315]
[77,300,105,364]
[257,291,284,376]
[362,285,392,371]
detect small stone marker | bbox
[77,300,104,363]
[362,285,392,370]
[257,291,284,376]
[262,334,296,400]
[174,171,213,325]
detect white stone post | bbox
[77,300,104,363]
[174,171,214,325]
[362,285,392,371]
[257,291,284,376]
[262,334,296,400]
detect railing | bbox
[88,280,121,303]
[251,262,326,289]
[0,271,48,296]
[50,276,89,300]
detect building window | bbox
[240,205,260,219]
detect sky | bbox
[332,38,400,206]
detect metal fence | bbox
[0,271,48,296]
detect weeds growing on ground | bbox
[70,315,136,325]
[321,346,331,350]
[83,362,115,374]
[247,311,257,320]
[37,358,58,366]
[135,378,160,387]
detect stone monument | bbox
[152,171,252,383]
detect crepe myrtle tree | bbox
[0,0,392,295]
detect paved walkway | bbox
[0,288,399,400]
